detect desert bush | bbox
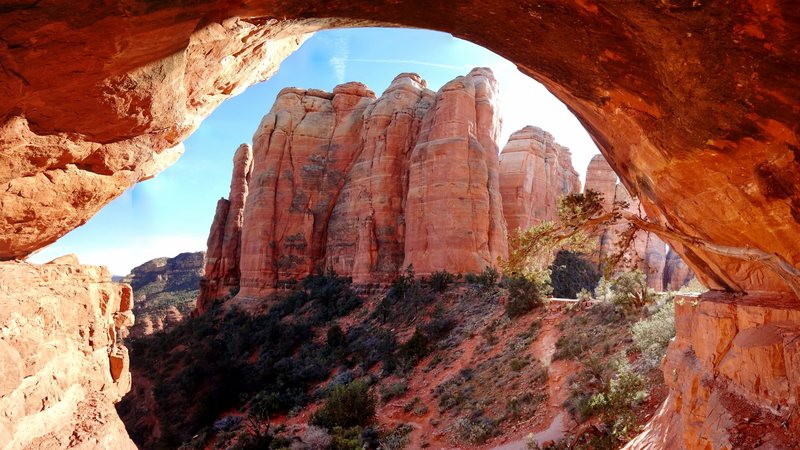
[326,324,346,348]
[451,415,499,445]
[549,250,601,298]
[465,266,499,288]
[303,426,332,450]
[503,275,547,318]
[609,270,652,311]
[426,270,455,292]
[310,381,376,429]
[380,424,412,450]
[380,380,409,403]
[631,301,675,368]
[588,359,648,441]
[577,288,593,301]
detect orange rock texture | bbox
[498,126,582,232]
[0,259,135,449]
[2,2,800,449]
[210,69,507,299]
[625,293,800,450]
[198,144,253,310]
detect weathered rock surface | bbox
[404,68,508,274]
[1,16,313,260]
[498,126,582,232]
[625,293,800,450]
[198,144,253,311]
[207,69,507,300]
[124,251,203,337]
[325,73,433,283]
[663,247,696,291]
[238,83,376,297]
[0,259,136,449]
[2,3,800,449]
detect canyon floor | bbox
[118,273,672,449]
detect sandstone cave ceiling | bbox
[1,0,799,297]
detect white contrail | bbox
[341,58,472,71]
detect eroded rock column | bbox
[404,68,508,274]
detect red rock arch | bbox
[3,1,798,297]
[2,4,799,447]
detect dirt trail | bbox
[489,303,580,449]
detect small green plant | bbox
[631,301,675,369]
[609,270,652,312]
[426,270,455,292]
[588,359,648,442]
[465,266,499,287]
[380,380,409,403]
[503,275,548,318]
[310,381,376,430]
[577,288,593,301]
[451,415,499,445]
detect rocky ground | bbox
[118,272,673,449]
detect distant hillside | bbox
[123,251,204,338]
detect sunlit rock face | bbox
[325,73,433,284]
[498,126,582,233]
[198,144,253,311]
[213,69,506,298]
[238,83,376,297]
[404,68,508,274]
[625,293,800,450]
[2,3,800,449]
[0,259,135,449]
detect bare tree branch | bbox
[623,213,800,297]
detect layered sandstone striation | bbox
[209,69,507,300]
[3,3,800,449]
[0,258,136,449]
[238,82,377,297]
[498,126,582,232]
[404,68,507,274]
[324,73,433,283]
[625,293,800,449]
[198,144,253,310]
[124,252,203,337]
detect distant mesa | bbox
[123,251,204,337]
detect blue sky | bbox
[29,28,600,275]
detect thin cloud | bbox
[342,58,472,71]
[329,37,350,83]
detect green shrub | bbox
[326,324,346,348]
[380,380,409,403]
[631,301,675,368]
[310,381,376,429]
[426,270,455,292]
[609,270,652,311]
[588,359,648,442]
[380,424,412,450]
[451,415,499,444]
[503,275,547,318]
[549,250,601,298]
[465,266,499,288]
